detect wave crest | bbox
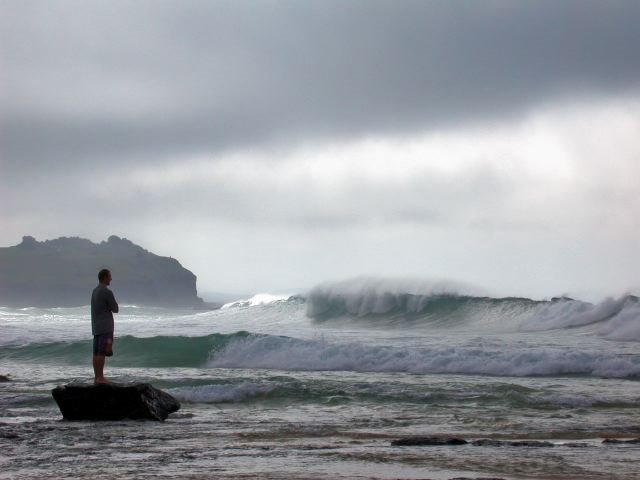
[306,277,484,318]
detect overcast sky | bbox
[1,1,639,299]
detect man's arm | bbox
[108,290,119,313]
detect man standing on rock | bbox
[91,268,118,384]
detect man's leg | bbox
[93,354,108,384]
[92,333,112,383]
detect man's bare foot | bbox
[94,377,109,384]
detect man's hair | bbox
[98,269,111,282]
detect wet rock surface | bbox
[0,374,11,382]
[51,382,180,421]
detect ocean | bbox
[1,279,640,479]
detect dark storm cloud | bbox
[2,0,640,173]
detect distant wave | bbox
[305,277,640,340]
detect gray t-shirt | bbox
[91,285,118,336]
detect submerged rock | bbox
[603,438,640,444]
[0,374,11,382]
[51,382,180,421]
[471,439,506,447]
[507,440,554,447]
[449,478,507,480]
[393,436,559,448]
[391,436,468,446]
[472,439,554,447]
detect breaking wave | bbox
[4,330,640,378]
[222,293,300,309]
[207,334,640,378]
[305,278,640,340]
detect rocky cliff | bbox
[0,235,207,307]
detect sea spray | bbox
[306,276,484,318]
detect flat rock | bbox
[51,382,180,421]
[391,436,468,446]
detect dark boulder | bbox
[0,374,11,382]
[51,382,180,421]
[391,436,468,446]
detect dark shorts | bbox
[93,333,114,356]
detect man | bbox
[91,268,118,384]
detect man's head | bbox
[98,269,112,286]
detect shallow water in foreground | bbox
[1,296,640,479]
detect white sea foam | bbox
[518,295,640,341]
[595,301,640,341]
[222,293,292,309]
[207,334,640,378]
[0,309,29,317]
[521,296,632,330]
[169,382,274,403]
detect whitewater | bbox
[1,278,640,479]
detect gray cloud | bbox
[2,1,640,298]
[2,1,640,173]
